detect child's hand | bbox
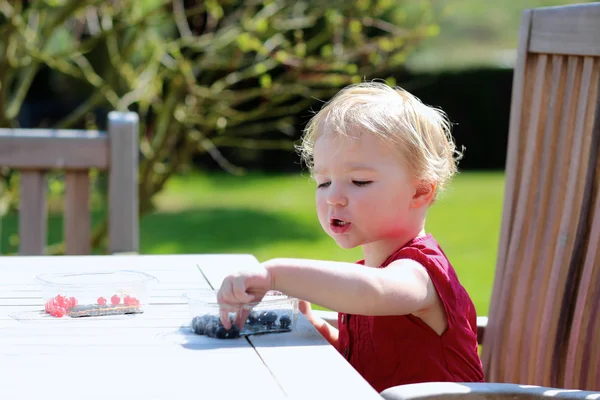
[298,299,340,348]
[299,300,315,322]
[217,268,272,329]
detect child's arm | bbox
[216,257,437,328]
[262,258,437,316]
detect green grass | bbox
[0,170,504,316]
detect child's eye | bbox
[317,181,330,189]
[353,180,372,187]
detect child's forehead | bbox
[312,161,377,175]
[314,127,390,154]
[313,132,407,173]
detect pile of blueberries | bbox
[191,310,293,339]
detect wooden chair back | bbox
[0,112,139,255]
[481,3,600,390]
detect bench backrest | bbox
[0,111,139,255]
[482,3,600,390]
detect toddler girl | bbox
[217,81,485,393]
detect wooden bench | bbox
[0,111,139,255]
[316,3,600,398]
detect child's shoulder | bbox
[383,233,451,270]
[381,234,470,306]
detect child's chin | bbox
[332,238,360,250]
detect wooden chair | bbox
[477,2,600,391]
[318,3,600,398]
[0,111,139,255]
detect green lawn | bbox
[0,170,504,316]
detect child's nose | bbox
[326,186,348,206]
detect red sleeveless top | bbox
[337,234,485,393]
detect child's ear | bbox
[411,180,436,208]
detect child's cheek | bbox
[315,196,329,221]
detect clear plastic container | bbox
[184,289,299,339]
[35,270,157,318]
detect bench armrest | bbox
[380,382,600,399]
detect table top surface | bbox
[0,253,381,400]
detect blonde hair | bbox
[297,81,463,198]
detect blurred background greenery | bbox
[0,0,592,315]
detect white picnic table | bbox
[0,253,382,399]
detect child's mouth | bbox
[330,218,351,233]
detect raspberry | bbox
[97,297,107,306]
[47,299,59,313]
[53,307,66,318]
[55,294,66,308]
[123,295,132,305]
[111,295,120,305]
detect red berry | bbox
[123,295,132,305]
[54,307,66,318]
[111,295,120,305]
[132,298,140,306]
[55,294,66,308]
[48,299,59,312]
[97,297,107,306]
[69,297,78,308]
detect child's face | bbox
[312,128,425,252]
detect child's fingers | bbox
[298,300,311,314]
[233,278,254,303]
[235,308,251,330]
[217,279,234,303]
[219,306,232,330]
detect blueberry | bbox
[205,322,218,338]
[246,311,259,325]
[259,311,278,329]
[215,324,241,339]
[191,314,215,335]
[192,316,205,335]
[279,315,292,329]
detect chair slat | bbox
[522,55,578,384]
[484,24,537,379]
[499,53,549,383]
[483,10,533,378]
[64,171,91,255]
[562,191,600,389]
[19,171,47,255]
[560,58,600,390]
[535,56,599,386]
[519,54,566,383]
[525,55,581,386]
